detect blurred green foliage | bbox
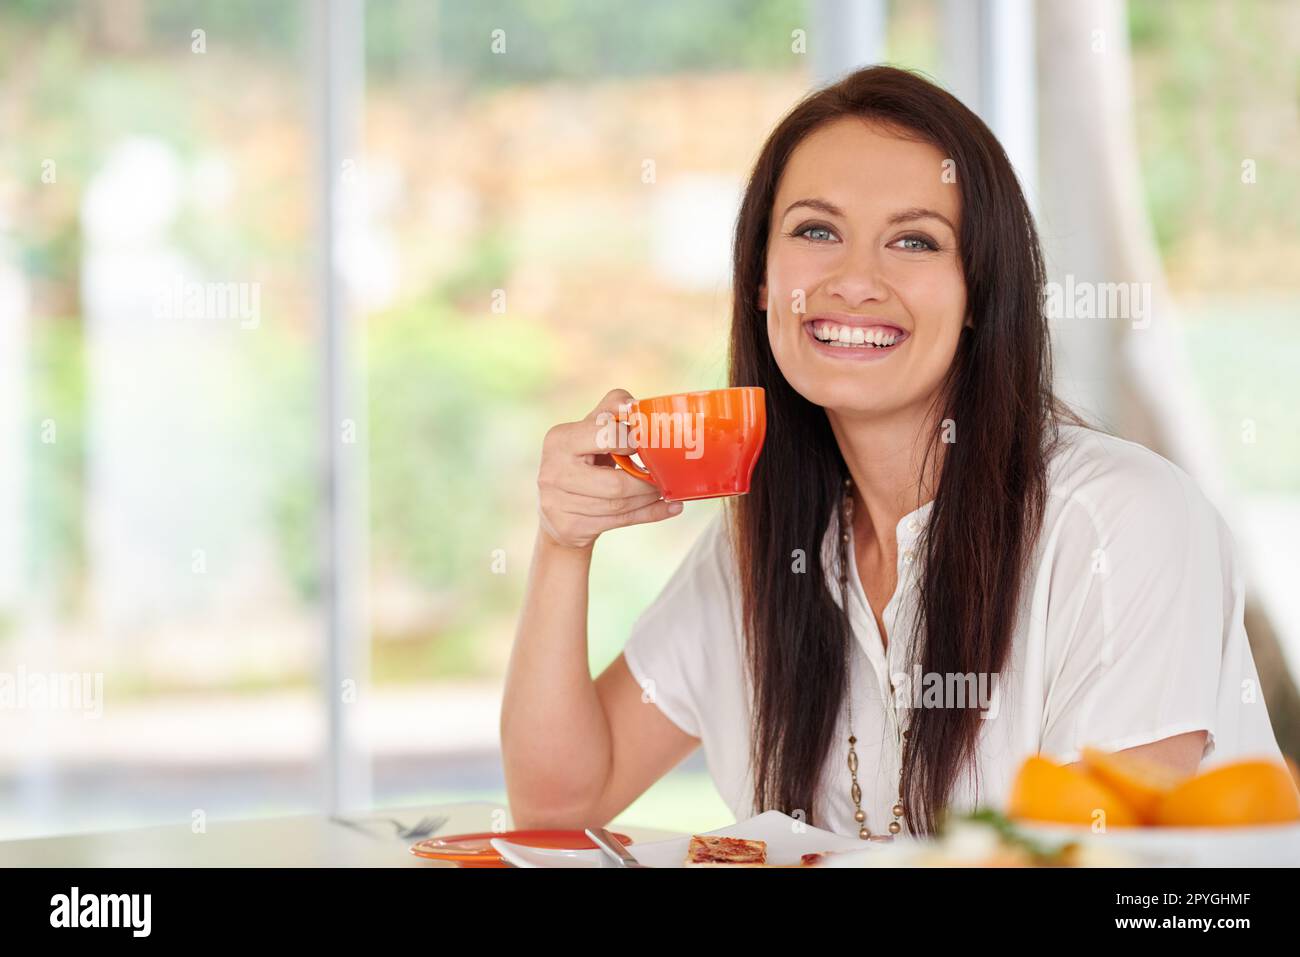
[1126,0,1300,258]
[26,318,87,615]
[404,0,811,84]
[4,0,811,83]
[366,277,556,599]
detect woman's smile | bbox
[802,314,910,361]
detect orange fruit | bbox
[1007,755,1141,829]
[1081,746,1190,823]
[1154,759,1300,827]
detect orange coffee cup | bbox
[608,387,766,502]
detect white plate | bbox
[1011,821,1300,867]
[815,821,1300,867]
[490,810,874,868]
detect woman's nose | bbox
[823,244,890,306]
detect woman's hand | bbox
[537,388,684,551]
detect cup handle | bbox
[610,451,656,487]
[610,406,659,489]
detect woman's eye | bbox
[793,224,837,242]
[894,234,939,252]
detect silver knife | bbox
[585,827,647,868]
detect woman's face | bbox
[761,117,968,418]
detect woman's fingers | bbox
[548,486,665,518]
[555,457,659,500]
[544,419,638,459]
[547,389,641,457]
[588,387,636,422]
[606,497,684,529]
[537,388,679,550]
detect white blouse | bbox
[621,425,1283,836]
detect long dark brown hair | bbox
[727,65,1075,835]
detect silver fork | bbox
[385,814,447,840]
[330,813,447,840]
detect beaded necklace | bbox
[838,476,908,840]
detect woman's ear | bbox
[757,283,768,312]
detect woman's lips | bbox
[802,320,909,360]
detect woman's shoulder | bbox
[1048,423,1195,496]
[1043,424,1224,542]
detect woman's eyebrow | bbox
[781,197,844,220]
[781,199,956,234]
[887,207,956,232]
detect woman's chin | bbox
[797,382,907,418]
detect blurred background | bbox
[0,0,1296,840]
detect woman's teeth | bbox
[809,322,900,348]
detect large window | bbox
[1,0,1295,841]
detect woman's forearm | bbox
[500,528,613,826]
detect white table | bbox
[0,801,683,867]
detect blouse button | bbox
[906,518,921,534]
[902,549,915,565]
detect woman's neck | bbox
[826,399,945,557]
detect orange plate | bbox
[410,829,636,868]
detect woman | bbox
[501,66,1282,838]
